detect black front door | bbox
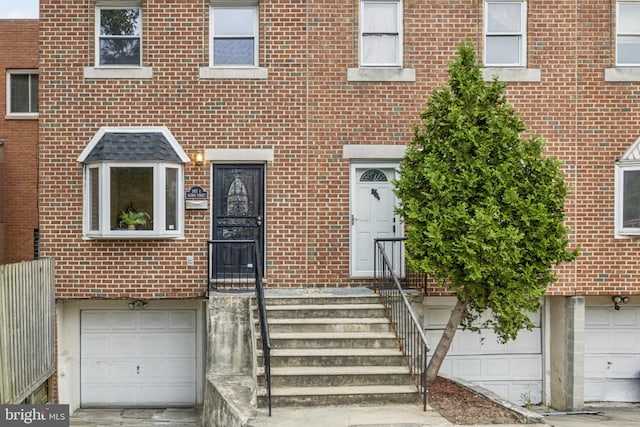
[212,164,265,277]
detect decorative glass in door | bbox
[212,165,264,277]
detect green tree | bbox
[394,41,578,381]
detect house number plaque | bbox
[186,186,208,210]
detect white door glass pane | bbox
[110,167,154,231]
[214,8,255,36]
[623,170,640,228]
[363,35,398,65]
[213,39,255,65]
[618,36,640,65]
[487,2,522,33]
[619,3,640,34]
[89,168,100,231]
[485,36,521,65]
[165,168,178,231]
[100,9,141,36]
[363,2,397,33]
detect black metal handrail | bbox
[207,239,271,415]
[253,243,272,416]
[374,238,430,411]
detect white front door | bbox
[585,306,640,402]
[80,310,197,407]
[350,164,402,278]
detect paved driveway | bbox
[537,404,640,427]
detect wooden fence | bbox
[0,258,55,403]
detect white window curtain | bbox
[361,1,400,66]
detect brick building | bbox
[38,0,640,413]
[0,20,39,264]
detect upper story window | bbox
[360,0,402,67]
[617,1,640,66]
[96,5,142,66]
[78,127,189,239]
[6,70,38,118]
[484,0,527,67]
[211,2,258,67]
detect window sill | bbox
[347,67,416,82]
[83,66,153,80]
[83,233,184,240]
[5,113,38,120]
[604,68,640,82]
[199,67,268,80]
[482,68,541,82]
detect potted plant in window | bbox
[119,207,150,230]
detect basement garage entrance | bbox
[80,310,197,407]
[424,298,542,404]
[585,306,640,402]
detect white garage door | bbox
[585,306,640,402]
[81,310,197,407]
[425,303,542,404]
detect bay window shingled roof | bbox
[82,132,183,162]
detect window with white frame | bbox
[484,0,526,67]
[7,71,38,117]
[78,128,188,239]
[96,5,142,66]
[617,1,640,66]
[211,2,258,67]
[360,0,402,67]
[616,162,640,236]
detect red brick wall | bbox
[0,20,39,264]
[38,0,640,298]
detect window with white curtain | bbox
[617,1,640,66]
[211,2,258,66]
[360,0,402,67]
[484,0,526,67]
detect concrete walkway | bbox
[70,405,546,427]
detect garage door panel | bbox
[454,358,482,378]
[167,334,196,354]
[82,360,110,381]
[82,312,111,331]
[81,310,197,408]
[167,360,197,381]
[82,336,110,356]
[140,311,168,330]
[140,334,167,353]
[585,306,640,402]
[112,312,138,330]
[169,311,196,330]
[425,304,542,404]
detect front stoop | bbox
[254,291,420,408]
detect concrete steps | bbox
[254,292,418,408]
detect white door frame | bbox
[349,162,403,278]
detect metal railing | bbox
[208,239,261,291]
[374,238,430,411]
[206,239,272,415]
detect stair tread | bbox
[269,332,396,339]
[267,303,384,310]
[260,385,417,397]
[265,318,389,324]
[265,348,403,356]
[259,366,411,376]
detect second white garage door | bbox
[425,300,542,405]
[80,310,197,407]
[585,306,640,402]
